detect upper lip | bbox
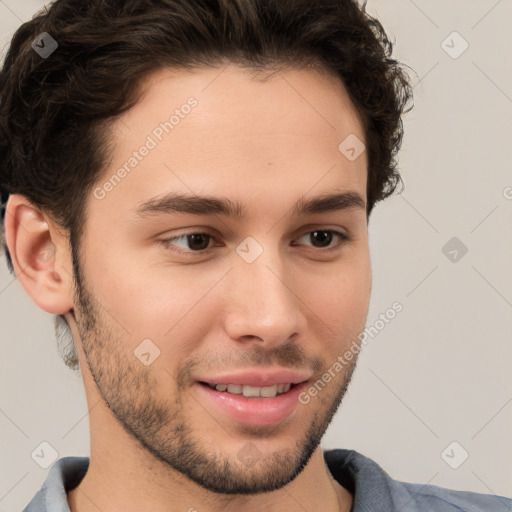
[199,368,311,387]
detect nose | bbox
[223,248,307,347]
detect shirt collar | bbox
[24,449,406,512]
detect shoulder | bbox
[396,480,511,512]
[323,448,511,512]
[22,457,89,512]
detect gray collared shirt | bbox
[22,449,511,511]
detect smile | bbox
[196,380,309,426]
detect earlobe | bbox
[4,194,74,315]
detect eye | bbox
[162,233,215,253]
[293,229,349,251]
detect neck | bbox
[67,443,352,512]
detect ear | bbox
[4,194,75,315]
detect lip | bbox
[198,368,311,388]
[195,380,309,426]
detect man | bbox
[0,0,510,511]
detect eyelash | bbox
[160,229,350,256]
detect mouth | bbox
[195,380,310,427]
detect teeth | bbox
[276,384,291,394]
[260,385,278,397]
[243,385,262,397]
[212,383,292,397]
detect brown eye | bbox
[294,230,348,250]
[309,230,333,248]
[162,233,214,252]
[184,234,211,251]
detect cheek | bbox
[87,251,220,349]
[296,256,371,343]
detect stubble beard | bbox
[73,261,359,495]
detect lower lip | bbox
[195,382,308,426]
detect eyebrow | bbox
[134,190,366,219]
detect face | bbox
[73,64,371,494]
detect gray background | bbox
[1,0,511,510]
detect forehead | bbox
[124,64,365,150]
[90,64,367,224]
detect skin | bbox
[5,64,371,512]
